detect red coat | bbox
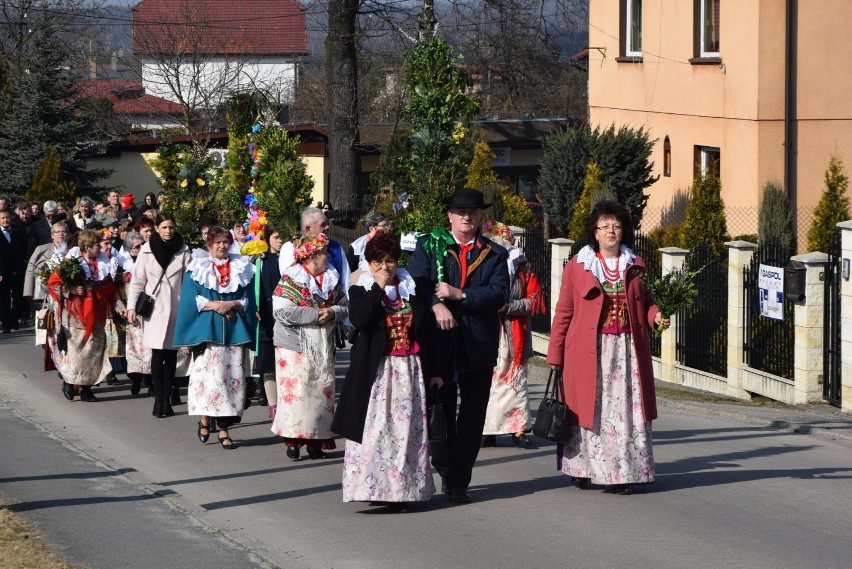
[546,255,659,429]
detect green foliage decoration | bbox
[465,140,533,228]
[156,145,213,244]
[682,174,728,259]
[806,154,850,253]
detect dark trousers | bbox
[150,348,177,404]
[0,274,22,330]
[434,366,493,492]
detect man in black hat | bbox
[408,188,510,504]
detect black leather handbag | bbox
[533,369,569,442]
[427,384,447,443]
[135,272,165,318]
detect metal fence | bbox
[824,233,842,407]
[743,240,795,380]
[676,245,728,375]
[633,233,662,357]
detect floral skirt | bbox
[483,362,531,435]
[187,345,249,417]
[271,347,336,444]
[51,324,110,386]
[558,333,655,485]
[125,321,150,375]
[342,355,435,503]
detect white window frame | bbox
[700,146,720,178]
[700,0,720,57]
[625,0,642,57]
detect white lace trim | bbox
[186,252,254,293]
[355,268,416,302]
[575,244,636,283]
[283,263,340,300]
[67,248,117,281]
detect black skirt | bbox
[253,340,275,375]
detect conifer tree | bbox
[807,155,850,253]
[25,148,76,204]
[681,174,728,259]
[568,161,604,241]
[758,181,794,251]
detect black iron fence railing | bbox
[743,240,794,380]
[676,245,728,375]
[824,233,842,407]
[516,227,551,334]
[633,233,662,358]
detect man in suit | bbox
[408,188,510,504]
[0,209,28,332]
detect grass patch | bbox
[0,507,80,569]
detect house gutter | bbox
[784,0,797,208]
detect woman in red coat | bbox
[546,201,669,495]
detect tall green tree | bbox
[807,155,850,253]
[758,180,794,250]
[0,14,108,197]
[682,174,728,259]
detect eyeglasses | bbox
[369,259,398,268]
[596,225,623,232]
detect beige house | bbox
[589,0,852,234]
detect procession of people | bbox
[1,187,668,507]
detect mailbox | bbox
[784,260,806,302]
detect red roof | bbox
[77,80,184,115]
[132,0,308,57]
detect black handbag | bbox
[533,369,569,442]
[135,271,166,318]
[427,384,447,443]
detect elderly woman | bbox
[546,201,669,495]
[126,213,191,418]
[50,230,125,401]
[480,223,545,449]
[271,233,348,460]
[173,226,256,449]
[346,211,391,273]
[24,222,69,303]
[121,231,149,396]
[332,232,436,507]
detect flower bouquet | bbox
[640,265,704,336]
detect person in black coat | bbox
[253,224,283,413]
[332,231,438,507]
[0,209,29,332]
[407,188,510,505]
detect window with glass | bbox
[626,0,642,57]
[663,136,671,177]
[701,0,720,56]
[694,146,720,179]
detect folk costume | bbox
[173,251,256,427]
[48,249,124,391]
[122,251,151,379]
[332,269,436,503]
[483,247,546,438]
[271,252,348,454]
[547,244,659,487]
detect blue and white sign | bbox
[758,264,784,320]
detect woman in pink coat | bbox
[546,201,669,495]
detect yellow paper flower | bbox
[196,178,206,186]
[295,197,303,203]
[180,179,188,187]
[240,240,268,256]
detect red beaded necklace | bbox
[381,276,403,311]
[301,263,325,289]
[87,258,99,280]
[597,251,621,282]
[211,259,231,287]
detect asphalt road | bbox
[1,328,851,569]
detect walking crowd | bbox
[0,187,668,508]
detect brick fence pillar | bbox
[658,247,689,385]
[790,252,830,404]
[838,221,852,412]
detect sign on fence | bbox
[758,264,784,320]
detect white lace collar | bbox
[283,262,340,300]
[186,252,254,293]
[575,244,636,283]
[67,247,118,281]
[355,268,416,302]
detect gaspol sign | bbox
[758,264,784,320]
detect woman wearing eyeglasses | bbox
[546,201,669,495]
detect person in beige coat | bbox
[126,213,191,418]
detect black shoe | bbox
[286,446,300,460]
[218,435,236,450]
[614,484,634,495]
[79,387,98,402]
[170,386,182,406]
[105,372,118,385]
[197,421,210,443]
[511,433,533,449]
[258,390,268,406]
[62,382,75,401]
[160,400,174,417]
[571,477,590,489]
[306,447,328,460]
[152,400,162,417]
[446,489,472,504]
[481,435,497,447]
[130,377,141,396]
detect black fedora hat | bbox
[444,188,491,210]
